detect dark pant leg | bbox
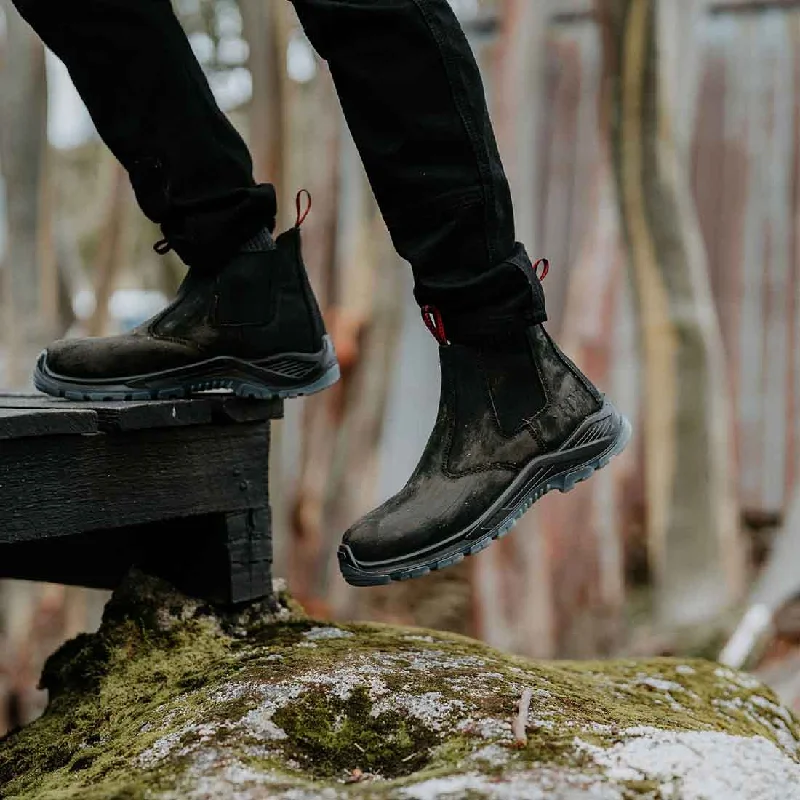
[291,0,546,340]
[10,0,275,270]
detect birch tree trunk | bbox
[598,0,746,626]
[240,0,285,193]
[0,0,54,388]
[470,0,558,658]
[87,159,129,337]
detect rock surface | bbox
[2,572,800,800]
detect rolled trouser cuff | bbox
[158,183,278,272]
[436,242,548,346]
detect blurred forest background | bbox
[4,0,800,736]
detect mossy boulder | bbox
[2,572,800,800]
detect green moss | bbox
[622,780,664,799]
[273,686,438,778]
[2,573,798,800]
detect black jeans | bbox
[11,0,546,341]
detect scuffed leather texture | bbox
[526,326,603,448]
[45,228,327,381]
[444,344,543,474]
[343,324,604,563]
[45,334,202,380]
[343,375,519,563]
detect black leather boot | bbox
[338,320,630,586]
[33,224,339,401]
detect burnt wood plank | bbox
[0,510,274,604]
[0,422,270,544]
[90,400,211,431]
[0,408,98,440]
[0,395,210,431]
[213,396,284,423]
[221,508,273,603]
[0,526,143,589]
[140,508,273,604]
[0,394,282,431]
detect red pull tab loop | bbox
[533,258,550,281]
[422,306,450,346]
[295,189,312,228]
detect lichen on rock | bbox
[2,571,800,800]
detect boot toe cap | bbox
[43,335,201,381]
[341,511,401,565]
[341,471,514,566]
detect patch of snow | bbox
[400,771,622,800]
[676,665,697,676]
[715,666,763,691]
[301,668,389,702]
[401,650,489,673]
[577,728,800,800]
[303,627,355,641]
[137,730,184,767]
[211,682,255,704]
[634,675,684,693]
[138,723,219,768]
[399,773,493,800]
[584,723,615,735]
[278,790,341,800]
[240,685,305,741]
[458,716,514,742]
[470,744,511,766]
[750,694,795,726]
[162,755,303,800]
[371,691,467,731]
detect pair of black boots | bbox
[34,220,630,587]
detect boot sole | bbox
[33,335,340,402]
[338,400,631,587]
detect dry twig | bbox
[512,688,533,746]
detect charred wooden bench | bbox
[0,394,282,605]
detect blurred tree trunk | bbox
[0,3,108,738]
[473,0,558,658]
[597,0,746,627]
[240,0,286,194]
[492,0,552,248]
[288,118,406,616]
[555,134,630,657]
[0,0,56,388]
[87,159,129,337]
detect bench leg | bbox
[0,507,274,608]
[222,507,273,604]
[137,507,273,606]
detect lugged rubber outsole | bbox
[32,337,341,402]
[33,361,341,402]
[338,406,632,587]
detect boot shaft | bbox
[152,227,327,360]
[439,325,603,468]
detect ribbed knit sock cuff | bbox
[239,227,276,252]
